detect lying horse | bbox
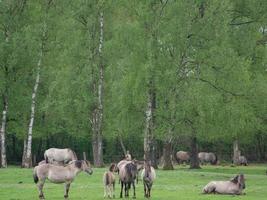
[203,174,245,195]
[103,163,117,198]
[119,162,138,198]
[141,161,156,198]
[198,152,217,165]
[176,151,190,164]
[33,160,93,199]
[44,148,77,165]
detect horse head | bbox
[74,160,93,175]
[231,174,245,190]
[109,163,118,172]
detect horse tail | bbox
[105,172,110,185]
[71,149,78,160]
[45,154,48,163]
[33,168,38,184]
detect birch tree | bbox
[22,1,49,168]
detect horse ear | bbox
[230,175,239,184]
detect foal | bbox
[33,160,93,199]
[103,163,117,198]
[141,161,156,198]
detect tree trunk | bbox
[118,133,127,156]
[190,136,200,169]
[233,139,240,165]
[0,97,8,168]
[91,12,104,167]
[162,136,174,170]
[144,86,158,169]
[21,138,27,167]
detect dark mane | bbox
[125,163,137,179]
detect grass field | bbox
[0,164,266,200]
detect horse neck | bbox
[144,163,151,178]
[68,163,82,175]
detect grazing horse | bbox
[119,162,138,198]
[176,151,190,164]
[44,148,77,165]
[203,174,246,195]
[103,163,117,198]
[141,161,156,198]
[198,152,217,165]
[33,160,93,199]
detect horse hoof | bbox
[132,196,136,199]
[64,195,68,199]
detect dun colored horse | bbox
[33,160,93,199]
[176,151,190,164]
[44,148,77,165]
[198,152,217,165]
[119,162,138,198]
[203,174,246,195]
[141,161,156,198]
[103,163,117,198]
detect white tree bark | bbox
[0,32,10,168]
[24,51,42,168]
[144,92,153,161]
[23,19,46,167]
[0,102,8,167]
[92,12,104,167]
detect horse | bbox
[198,152,217,165]
[44,148,77,165]
[103,163,117,198]
[176,151,190,164]
[119,162,138,198]
[238,156,248,166]
[203,174,246,195]
[141,161,156,198]
[33,160,93,199]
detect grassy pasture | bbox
[0,164,266,200]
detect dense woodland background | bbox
[0,0,266,169]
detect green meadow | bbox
[0,165,266,200]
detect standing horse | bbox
[176,151,190,164]
[103,163,117,198]
[44,148,77,165]
[141,161,156,198]
[198,152,217,165]
[203,174,246,195]
[33,160,93,199]
[119,162,138,198]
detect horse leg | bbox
[132,181,136,199]
[124,183,128,197]
[120,181,123,198]
[148,183,152,198]
[112,182,115,198]
[104,185,107,198]
[64,182,71,199]
[143,182,147,197]
[37,179,45,199]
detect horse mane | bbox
[144,161,151,178]
[125,163,137,178]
